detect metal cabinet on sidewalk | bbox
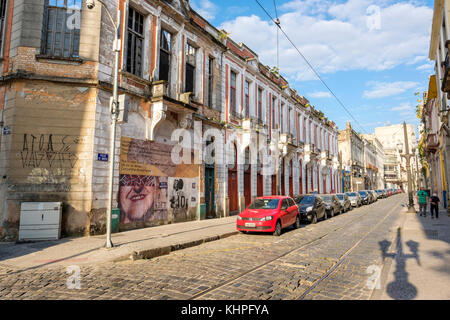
[18,202,62,241]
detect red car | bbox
[236,196,300,236]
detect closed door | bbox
[271,175,277,195]
[205,167,215,218]
[257,173,263,197]
[228,170,238,212]
[244,167,251,207]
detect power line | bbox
[254,0,369,134]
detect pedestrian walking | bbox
[416,188,428,217]
[430,193,440,219]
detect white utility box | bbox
[18,202,62,241]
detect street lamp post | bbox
[87,0,121,248]
[397,122,415,213]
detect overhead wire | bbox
[254,0,369,134]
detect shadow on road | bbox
[379,228,420,300]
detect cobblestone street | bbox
[0,195,419,300]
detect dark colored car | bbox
[237,196,300,236]
[320,194,342,217]
[293,194,327,224]
[358,191,371,205]
[346,192,362,207]
[336,193,352,212]
[375,190,385,199]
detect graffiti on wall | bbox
[20,134,79,169]
[119,137,199,224]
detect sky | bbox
[189,0,435,137]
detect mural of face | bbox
[119,175,155,223]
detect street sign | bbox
[97,153,109,162]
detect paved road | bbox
[0,195,407,300]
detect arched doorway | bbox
[257,154,263,197]
[299,159,303,194]
[228,142,238,214]
[289,159,293,197]
[317,165,320,193]
[205,137,215,218]
[281,159,285,195]
[244,147,251,207]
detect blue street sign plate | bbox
[97,153,109,162]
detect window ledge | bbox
[120,70,152,85]
[35,55,84,65]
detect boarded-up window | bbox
[185,43,196,93]
[230,71,236,114]
[159,29,171,82]
[207,57,214,107]
[41,0,82,58]
[0,0,7,58]
[244,80,250,118]
[126,7,144,77]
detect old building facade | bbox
[338,122,364,191]
[428,0,450,209]
[0,0,340,239]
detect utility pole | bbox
[87,0,121,248]
[399,122,415,213]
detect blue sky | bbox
[190,0,435,136]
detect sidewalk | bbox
[373,206,450,300]
[0,216,238,270]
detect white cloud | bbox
[190,0,218,21]
[392,102,413,111]
[416,63,433,71]
[219,1,433,80]
[363,81,420,99]
[309,91,332,98]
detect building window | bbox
[207,57,214,107]
[41,0,82,58]
[258,88,263,121]
[244,80,250,118]
[280,103,284,132]
[230,71,237,114]
[126,7,144,77]
[159,29,171,82]
[272,96,276,128]
[0,0,7,57]
[185,43,196,93]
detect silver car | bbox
[345,192,362,207]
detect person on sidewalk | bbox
[430,193,440,219]
[416,188,429,217]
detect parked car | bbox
[293,194,327,224]
[375,190,385,199]
[336,193,352,212]
[236,196,300,236]
[346,192,362,207]
[358,191,371,205]
[369,190,378,201]
[320,194,343,217]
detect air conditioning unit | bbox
[18,202,62,241]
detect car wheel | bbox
[311,213,318,224]
[294,215,301,229]
[273,220,282,236]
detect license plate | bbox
[245,222,256,227]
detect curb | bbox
[113,231,239,263]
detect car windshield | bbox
[347,192,357,197]
[248,199,279,210]
[298,196,315,205]
[336,195,344,200]
[322,195,333,203]
[358,191,367,196]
